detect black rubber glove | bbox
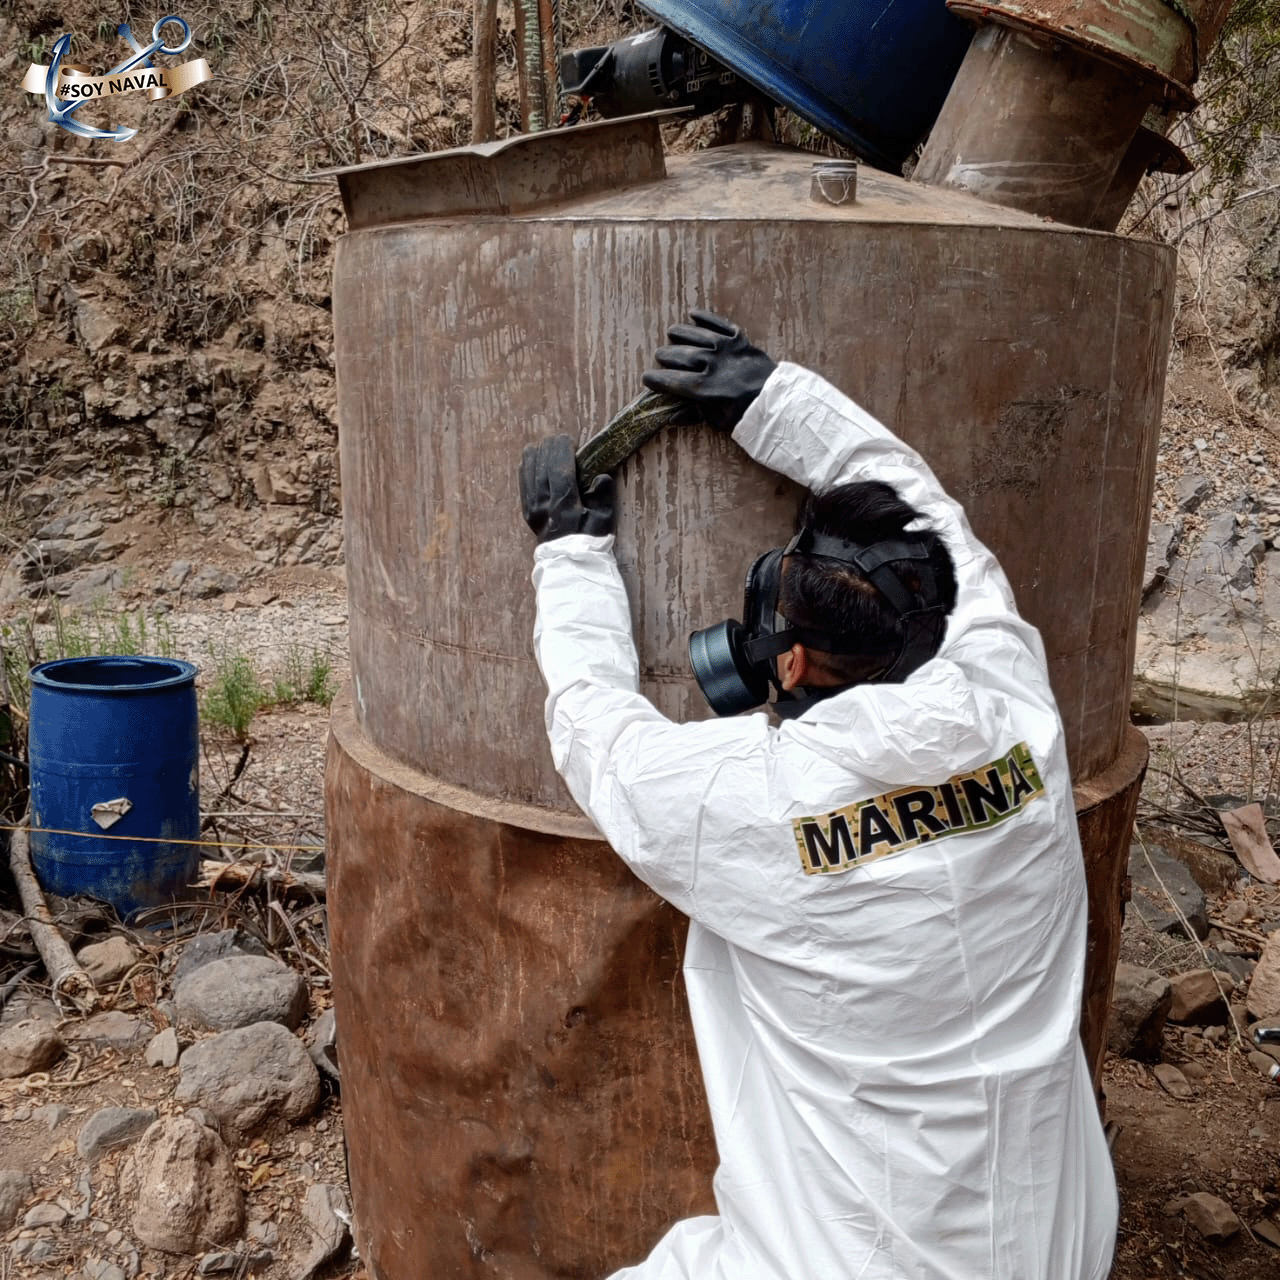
[642,309,777,431]
[520,434,616,544]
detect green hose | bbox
[575,390,698,486]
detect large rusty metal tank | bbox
[325,114,1173,1280]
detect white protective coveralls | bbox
[530,363,1118,1280]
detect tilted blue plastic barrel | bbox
[28,656,200,918]
[638,0,974,170]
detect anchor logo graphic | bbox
[37,15,199,141]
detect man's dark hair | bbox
[778,480,957,687]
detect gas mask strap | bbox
[881,606,948,682]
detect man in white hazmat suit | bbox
[519,311,1118,1280]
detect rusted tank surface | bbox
[326,117,1175,1278]
[913,24,1155,227]
[946,0,1228,104]
[335,127,1171,800]
[919,0,1239,226]
[327,701,717,1280]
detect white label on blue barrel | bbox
[90,796,133,829]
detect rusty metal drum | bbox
[326,115,1174,1279]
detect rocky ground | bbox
[0,556,356,1278]
[1,0,1279,1264]
[0,506,1276,1279]
[1107,725,1280,1278]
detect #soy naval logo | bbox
[19,14,212,142]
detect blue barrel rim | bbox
[637,0,974,171]
[31,655,198,693]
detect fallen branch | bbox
[7,817,96,1012]
[199,859,326,898]
[1207,917,1268,947]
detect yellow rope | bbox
[0,822,323,854]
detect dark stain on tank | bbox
[965,391,1092,498]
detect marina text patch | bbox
[792,743,1045,875]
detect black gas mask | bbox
[688,528,948,717]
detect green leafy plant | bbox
[201,646,268,741]
[0,606,176,718]
[55,605,176,662]
[272,644,337,708]
[0,287,35,343]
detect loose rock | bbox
[75,936,139,987]
[297,1183,352,1280]
[1107,963,1171,1061]
[1205,948,1254,986]
[144,1027,180,1069]
[1249,1050,1279,1080]
[174,954,309,1031]
[1177,474,1212,514]
[188,566,240,599]
[0,990,59,1032]
[161,559,192,591]
[197,1251,240,1274]
[70,1011,147,1049]
[128,1116,243,1253]
[308,1006,339,1082]
[1168,969,1234,1025]
[248,1219,279,1246]
[0,1170,33,1230]
[1181,1191,1242,1242]
[1254,1216,1280,1249]
[77,1107,158,1163]
[0,1019,66,1078]
[173,928,269,982]
[1152,1063,1194,1099]
[174,1021,321,1137]
[1143,830,1239,896]
[1128,842,1209,939]
[82,1261,127,1280]
[11,1237,59,1264]
[1247,931,1280,1022]
[23,1200,69,1227]
[33,1102,71,1131]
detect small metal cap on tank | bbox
[810,159,858,206]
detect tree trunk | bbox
[471,0,498,143]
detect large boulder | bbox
[128,1116,243,1253]
[1247,932,1280,1022]
[1168,969,1234,1026]
[1108,963,1172,1061]
[0,1170,33,1230]
[173,955,308,1032]
[0,1019,65,1078]
[174,1021,320,1138]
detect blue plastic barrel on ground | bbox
[638,0,974,170]
[28,656,199,919]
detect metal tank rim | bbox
[329,692,600,840]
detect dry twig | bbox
[7,816,96,1012]
[199,858,326,897]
